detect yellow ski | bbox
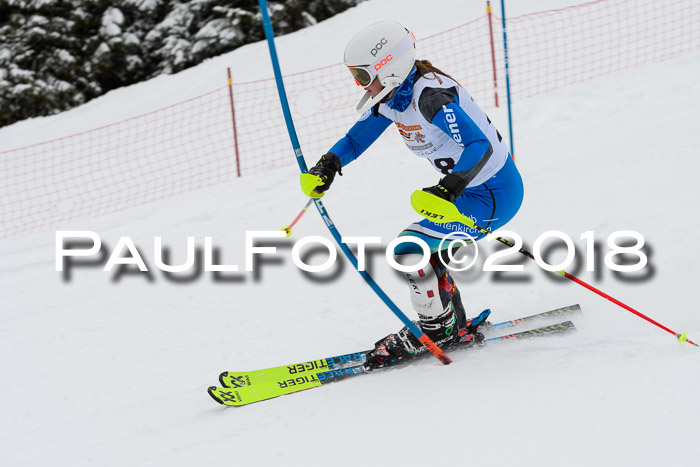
[219,352,366,388]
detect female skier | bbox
[300,22,524,368]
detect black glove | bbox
[309,153,342,190]
[306,153,342,195]
[422,173,468,203]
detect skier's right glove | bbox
[300,153,343,198]
[422,173,468,203]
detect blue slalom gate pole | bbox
[500,0,515,159]
[256,0,450,365]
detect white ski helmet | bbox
[344,22,416,113]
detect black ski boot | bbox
[365,250,490,370]
[456,307,491,345]
[364,305,490,370]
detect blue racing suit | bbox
[328,66,524,255]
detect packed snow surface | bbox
[1,1,699,466]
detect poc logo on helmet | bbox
[374,54,393,71]
[370,37,388,57]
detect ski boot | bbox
[456,308,491,345]
[364,306,491,370]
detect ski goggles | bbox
[346,31,415,88]
[347,66,375,87]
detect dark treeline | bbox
[0,0,363,127]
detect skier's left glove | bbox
[422,173,468,203]
[300,153,343,199]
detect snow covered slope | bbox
[1,1,699,466]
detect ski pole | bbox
[257,0,451,365]
[282,199,313,237]
[411,190,698,347]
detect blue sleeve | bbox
[329,111,392,167]
[431,100,492,175]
